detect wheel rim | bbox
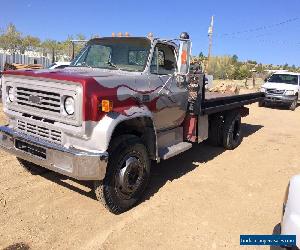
[115,154,144,199]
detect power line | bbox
[220,36,300,47]
[218,17,299,37]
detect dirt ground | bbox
[0,102,300,250]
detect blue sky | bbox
[1,0,299,66]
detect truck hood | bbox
[263,82,299,91]
[16,67,134,78]
[60,67,130,78]
[2,67,139,88]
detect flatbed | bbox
[202,91,264,115]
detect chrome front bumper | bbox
[264,94,297,104]
[0,126,108,180]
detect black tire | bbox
[222,112,242,150]
[258,100,265,107]
[207,114,223,147]
[289,98,297,111]
[17,158,50,175]
[94,135,151,214]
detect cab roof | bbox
[273,71,300,76]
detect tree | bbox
[283,63,289,70]
[208,56,235,79]
[42,39,60,62]
[232,54,238,64]
[19,35,41,54]
[247,60,257,65]
[0,23,22,53]
[255,63,265,74]
[198,52,205,59]
[59,34,87,59]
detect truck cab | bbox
[0,33,263,214]
[260,72,300,110]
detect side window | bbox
[150,44,176,75]
[151,50,165,67]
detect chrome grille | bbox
[266,88,285,95]
[15,87,61,113]
[17,119,62,143]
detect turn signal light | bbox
[181,49,187,64]
[101,100,113,112]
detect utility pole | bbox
[206,15,214,73]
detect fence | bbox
[0,53,50,70]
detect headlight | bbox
[285,90,294,96]
[64,96,75,115]
[8,87,14,102]
[260,87,266,93]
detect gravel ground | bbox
[0,102,299,250]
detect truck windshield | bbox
[70,38,151,72]
[268,74,299,85]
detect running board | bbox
[159,142,192,160]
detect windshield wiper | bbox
[106,61,118,69]
[73,62,92,68]
[81,62,92,68]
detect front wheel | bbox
[289,98,297,111]
[94,135,150,214]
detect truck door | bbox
[148,43,188,130]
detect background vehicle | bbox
[259,72,300,111]
[0,33,263,214]
[48,61,70,69]
[281,175,300,249]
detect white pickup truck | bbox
[260,72,300,111]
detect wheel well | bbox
[110,117,156,160]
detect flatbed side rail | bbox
[201,92,265,115]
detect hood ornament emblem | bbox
[28,95,42,104]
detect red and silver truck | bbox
[0,33,263,214]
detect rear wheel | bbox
[207,115,223,146]
[222,112,242,150]
[94,135,150,214]
[17,158,50,175]
[258,100,265,107]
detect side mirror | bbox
[177,32,191,76]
